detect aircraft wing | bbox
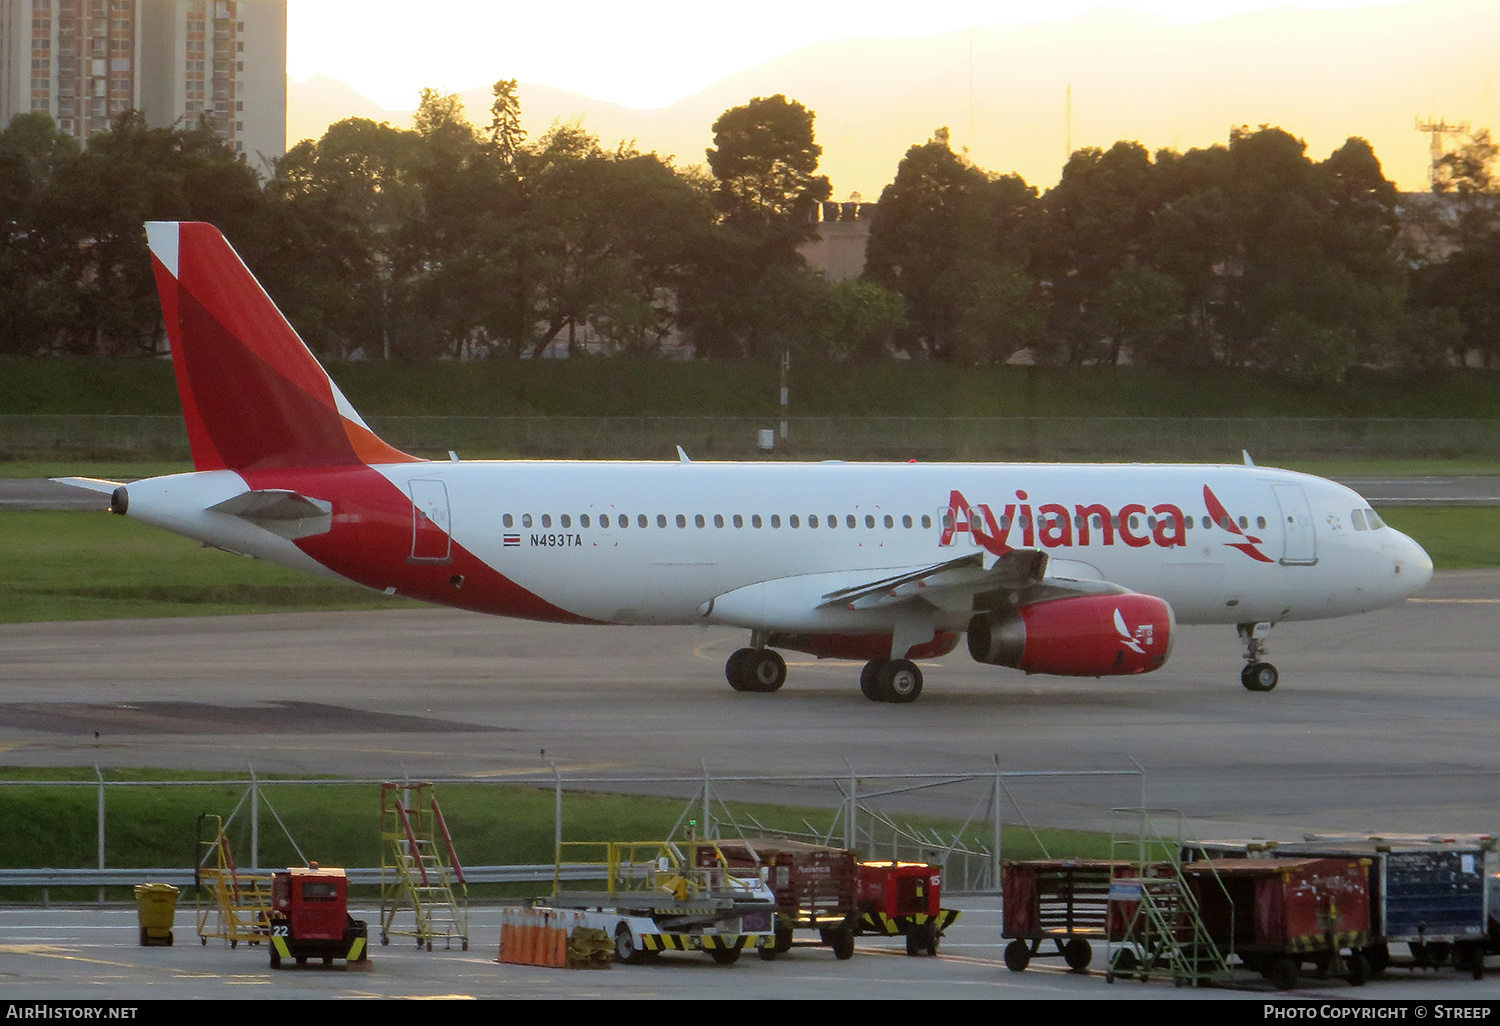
[706,548,1132,637]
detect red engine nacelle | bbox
[966,593,1175,676]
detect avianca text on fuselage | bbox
[939,486,1271,562]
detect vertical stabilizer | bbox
[147,221,421,471]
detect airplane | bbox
[59,222,1434,704]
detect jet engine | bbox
[967,593,1175,676]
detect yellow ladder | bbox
[379,783,470,951]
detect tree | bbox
[1035,140,1162,364]
[0,113,82,354]
[705,94,830,228]
[681,96,834,358]
[487,79,526,169]
[865,129,1040,361]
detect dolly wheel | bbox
[1063,937,1092,971]
[1004,939,1031,972]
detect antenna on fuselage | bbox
[1243,450,1256,467]
[676,446,691,463]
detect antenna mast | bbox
[1416,117,1470,188]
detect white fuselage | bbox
[120,459,1433,635]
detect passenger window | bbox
[751,515,762,528]
[695,514,706,528]
[921,515,932,529]
[541,514,552,528]
[1256,516,1266,530]
[733,514,743,528]
[714,514,725,528]
[790,515,800,528]
[638,515,648,528]
[1238,516,1248,529]
[902,515,913,528]
[883,515,893,528]
[676,514,686,528]
[618,514,628,529]
[561,514,572,528]
[503,514,513,528]
[522,514,533,528]
[827,514,838,529]
[771,515,781,528]
[579,514,589,528]
[809,515,819,528]
[847,515,857,529]
[656,514,666,528]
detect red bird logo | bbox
[1203,485,1274,563]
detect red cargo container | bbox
[1182,857,1371,989]
[704,839,859,960]
[854,860,961,956]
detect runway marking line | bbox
[1407,598,1500,604]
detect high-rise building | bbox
[0,0,285,168]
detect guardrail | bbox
[4,414,1500,462]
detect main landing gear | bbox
[859,659,923,704]
[1238,621,1278,692]
[725,647,787,693]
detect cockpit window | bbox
[1351,509,1368,531]
[1365,508,1385,530]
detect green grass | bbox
[0,511,421,622]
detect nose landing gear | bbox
[1238,622,1278,692]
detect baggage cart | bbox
[708,838,860,960]
[1181,856,1371,990]
[1002,859,1149,972]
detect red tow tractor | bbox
[267,864,370,970]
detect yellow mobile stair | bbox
[194,814,272,949]
[379,782,470,951]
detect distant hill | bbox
[288,0,1496,198]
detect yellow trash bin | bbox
[134,883,179,946]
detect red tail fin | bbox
[147,221,420,471]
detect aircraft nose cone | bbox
[1394,530,1433,597]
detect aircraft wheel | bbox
[746,649,786,692]
[1241,661,1278,692]
[725,648,756,691]
[878,659,923,704]
[860,660,887,701]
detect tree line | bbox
[1,85,1496,381]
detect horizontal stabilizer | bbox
[51,476,124,494]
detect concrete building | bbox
[0,0,284,167]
